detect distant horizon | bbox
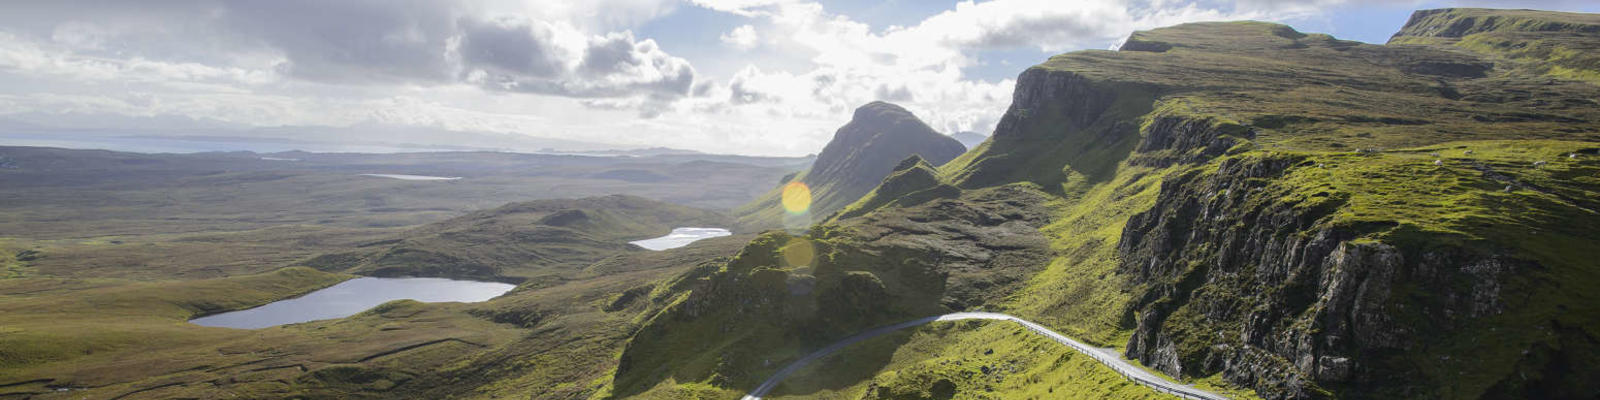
[2,1,1597,157]
[0,131,822,158]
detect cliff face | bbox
[734,102,966,230]
[606,10,1600,400]
[935,13,1600,400]
[1113,153,1579,398]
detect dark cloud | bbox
[225,0,460,83]
[467,30,694,99]
[728,78,770,105]
[3,0,697,105]
[874,84,913,102]
[962,14,1111,50]
[459,18,565,79]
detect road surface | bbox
[740,312,1229,400]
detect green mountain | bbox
[304,195,729,282]
[607,8,1600,400]
[734,101,967,230]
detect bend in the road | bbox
[741,312,1229,400]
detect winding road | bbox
[740,312,1229,400]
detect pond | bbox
[189,277,515,329]
[629,227,732,250]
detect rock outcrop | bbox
[734,102,966,230]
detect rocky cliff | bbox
[607,9,1600,400]
[953,14,1600,400]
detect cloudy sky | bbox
[1,0,1597,156]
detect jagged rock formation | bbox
[734,102,966,230]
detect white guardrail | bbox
[741,312,1229,400]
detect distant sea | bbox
[0,133,482,154]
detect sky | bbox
[1,0,1597,156]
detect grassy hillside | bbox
[1389,8,1600,84]
[607,184,1056,398]
[4,8,1598,400]
[0,232,755,400]
[613,9,1600,400]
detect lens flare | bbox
[781,181,812,215]
[780,237,816,268]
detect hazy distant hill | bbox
[0,114,641,154]
[305,195,728,282]
[733,101,966,230]
[949,131,988,149]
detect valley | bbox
[2,6,1598,400]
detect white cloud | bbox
[720,25,760,50]
[2,0,1530,156]
[662,0,1365,150]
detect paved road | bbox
[740,312,1229,400]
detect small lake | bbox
[359,173,463,181]
[190,277,515,329]
[629,227,732,250]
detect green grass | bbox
[0,240,30,279]
[1389,8,1600,85]
[767,321,1230,400]
[821,14,1600,398]
[7,8,1600,400]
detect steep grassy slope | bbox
[1389,8,1600,84]
[953,13,1597,400]
[305,195,729,282]
[735,102,966,230]
[611,9,1600,400]
[607,184,1055,398]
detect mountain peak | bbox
[852,101,913,120]
[733,101,966,229]
[807,102,964,193]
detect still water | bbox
[190,277,515,329]
[629,227,732,250]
